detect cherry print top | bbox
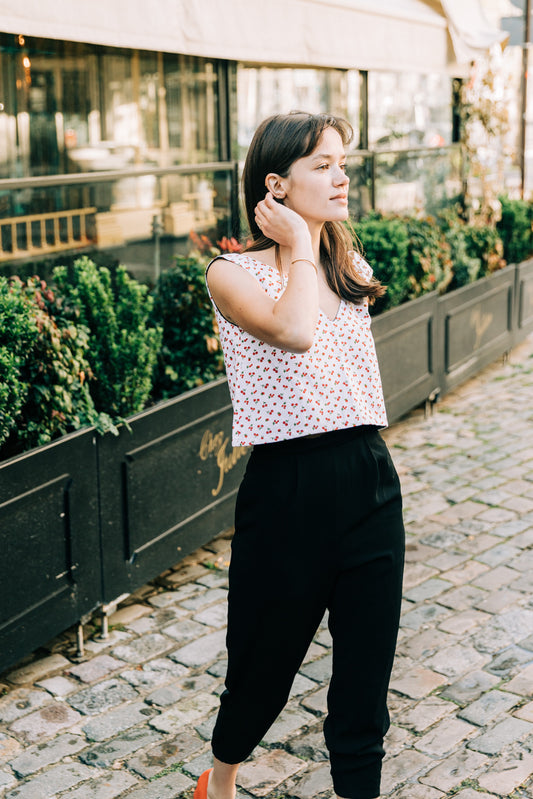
[206,252,387,446]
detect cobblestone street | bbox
[1,335,533,799]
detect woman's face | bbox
[280,126,350,226]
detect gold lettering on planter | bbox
[470,309,493,350]
[199,429,249,497]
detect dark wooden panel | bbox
[0,429,100,673]
[373,293,439,423]
[98,379,249,602]
[438,267,514,392]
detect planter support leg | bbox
[76,622,85,659]
[425,388,440,419]
[96,593,130,640]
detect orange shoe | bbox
[193,768,213,799]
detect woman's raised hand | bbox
[254,192,310,248]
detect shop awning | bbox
[0,0,507,73]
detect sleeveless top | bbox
[206,252,387,446]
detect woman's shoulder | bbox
[349,250,373,282]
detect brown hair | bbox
[242,111,385,303]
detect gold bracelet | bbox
[291,258,318,274]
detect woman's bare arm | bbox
[207,194,319,353]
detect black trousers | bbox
[211,425,405,799]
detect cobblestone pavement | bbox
[1,335,533,799]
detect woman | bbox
[195,111,405,799]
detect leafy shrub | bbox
[497,195,533,264]
[0,277,36,448]
[151,253,225,399]
[352,214,410,313]
[404,217,454,298]
[10,276,101,448]
[52,257,162,420]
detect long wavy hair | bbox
[242,111,385,303]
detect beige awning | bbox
[0,0,505,73]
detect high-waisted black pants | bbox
[211,425,405,799]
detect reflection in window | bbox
[237,66,360,157]
[368,71,452,150]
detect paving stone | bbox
[398,628,455,660]
[473,564,519,591]
[437,609,490,635]
[301,686,328,715]
[180,587,227,610]
[195,570,229,588]
[108,603,151,626]
[6,654,70,686]
[56,769,139,798]
[0,733,22,765]
[289,673,317,699]
[302,642,328,663]
[67,678,138,715]
[475,543,521,566]
[36,676,78,697]
[299,654,332,683]
[9,733,86,777]
[419,749,489,793]
[195,712,218,740]
[118,770,194,798]
[81,727,163,767]
[402,563,440,590]
[82,700,158,742]
[423,644,488,680]
[403,578,454,603]
[237,748,306,796]
[261,706,317,745]
[504,662,533,695]
[471,608,533,653]
[148,586,197,607]
[380,749,434,795]
[440,670,499,705]
[121,658,189,690]
[83,630,132,654]
[414,717,478,755]
[149,691,219,732]
[390,666,447,699]
[111,633,174,663]
[440,560,490,586]
[0,688,50,723]
[8,701,82,744]
[425,551,468,571]
[468,716,533,754]
[313,627,332,648]
[182,749,214,778]
[390,784,445,799]
[126,729,204,779]
[146,673,216,708]
[193,602,228,628]
[474,588,524,614]
[170,629,227,667]
[477,752,533,794]
[514,700,533,722]
[400,604,451,631]
[384,723,415,756]
[207,659,227,679]
[396,696,455,733]
[290,763,332,798]
[4,762,95,799]
[487,646,533,676]
[160,618,207,644]
[67,655,125,683]
[0,771,16,791]
[287,729,329,762]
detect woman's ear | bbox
[265,173,287,199]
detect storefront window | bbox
[236,66,360,157]
[368,71,452,150]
